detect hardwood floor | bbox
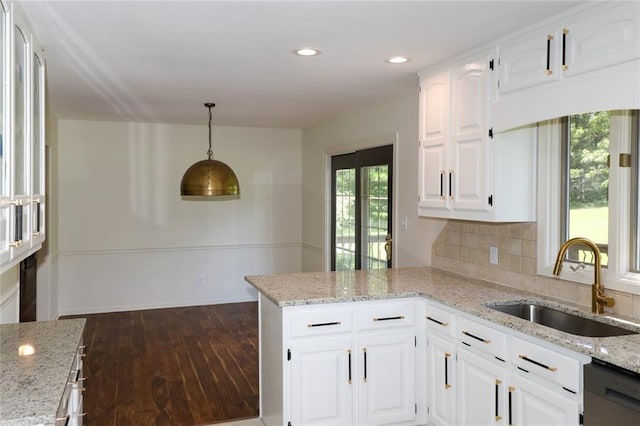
[62,302,259,426]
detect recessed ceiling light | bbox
[294,48,321,57]
[386,56,409,64]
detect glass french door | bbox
[331,145,393,271]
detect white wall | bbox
[57,119,302,315]
[301,91,445,271]
[36,112,60,320]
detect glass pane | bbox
[33,53,42,194]
[335,168,356,270]
[13,26,26,195]
[360,165,389,270]
[567,111,610,266]
[0,7,5,197]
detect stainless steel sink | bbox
[490,303,638,337]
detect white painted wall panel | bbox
[58,244,300,315]
[301,92,445,272]
[57,120,302,314]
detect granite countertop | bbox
[245,267,640,374]
[0,319,86,426]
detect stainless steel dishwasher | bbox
[584,358,640,425]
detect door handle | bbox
[384,234,392,261]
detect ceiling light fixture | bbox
[386,56,409,64]
[294,47,321,56]
[180,103,240,199]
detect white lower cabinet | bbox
[290,337,353,425]
[426,333,456,426]
[509,372,580,426]
[267,297,424,426]
[457,347,507,425]
[358,332,416,425]
[424,302,588,426]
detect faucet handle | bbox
[597,293,615,308]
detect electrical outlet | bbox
[489,246,499,265]
[196,274,206,286]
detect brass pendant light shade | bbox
[180,159,239,196]
[180,103,240,199]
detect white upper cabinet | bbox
[494,2,640,131]
[0,1,10,267]
[418,52,536,222]
[498,24,559,95]
[562,2,640,79]
[0,1,46,274]
[418,55,491,216]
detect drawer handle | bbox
[55,415,70,426]
[307,321,341,328]
[518,354,558,372]
[426,316,448,327]
[373,315,405,322]
[462,330,491,344]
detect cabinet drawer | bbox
[357,301,415,331]
[425,303,455,337]
[289,308,352,337]
[511,336,581,392]
[456,316,507,360]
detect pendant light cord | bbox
[207,103,214,160]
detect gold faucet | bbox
[552,237,614,314]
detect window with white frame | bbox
[537,110,640,294]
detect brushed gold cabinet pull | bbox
[546,35,554,75]
[426,316,448,327]
[462,330,491,344]
[363,347,367,383]
[444,352,452,389]
[373,315,404,322]
[347,349,352,384]
[307,321,341,328]
[508,386,515,425]
[495,379,502,421]
[519,354,557,371]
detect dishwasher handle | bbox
[606,387,640,412]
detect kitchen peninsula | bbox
[0,320,86,426]
[246,267,640,425]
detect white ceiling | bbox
[21,1,582,129]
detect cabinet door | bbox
[30,50,45,247]
[563,2,640,78]
[498,26,559,95]
[457,348,507,425]
[426,334,455,426]
[290,337,353,425]
[358,332,416,425]
[450,59,490,212]
[0,2,8,267]
[418,72,450,210]
[9,20,31,259]
[0,205,9,266]
[509,373,580,426]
